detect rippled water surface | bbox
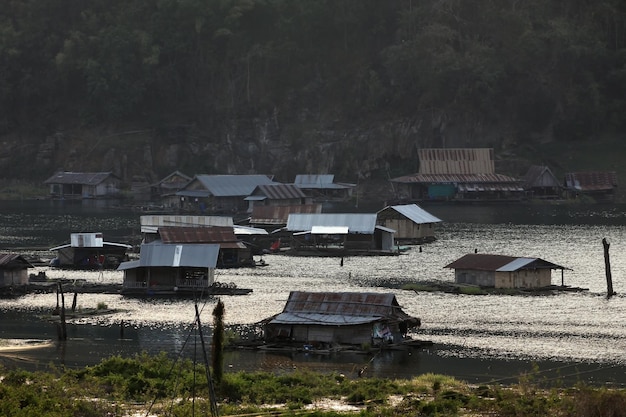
[2,200,626,384]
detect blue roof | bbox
[117,243,220,270]
[286,213,378,233]
[190,175,276,197]
[382,204,442,224]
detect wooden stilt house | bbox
[263,291,421,347]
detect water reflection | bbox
[1,200,626,385]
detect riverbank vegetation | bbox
[1,353,626,416]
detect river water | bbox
[1,199,626,386]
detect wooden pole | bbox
[603,238,615,298]
[58,282,67,340]
[195,303,219,417]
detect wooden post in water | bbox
[57,282,67,340]
[603,238,615,298]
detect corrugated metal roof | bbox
[497,258,536,272]
[49,241,132,251]
[293,174,355,190]
[250,204,323,225]
[444,253,567,271]
[141,215,233,230]
[523,166,560,188]
[191,174,276,197]
[269,312,381,325]
[418,148,495,175]
[0,253,33,267]
[564,172,618,191]
[175,190,211,198]
[44,171,117,185]
[286,213,377,233]
[154,171,191,189]
[380,204,442,224]
[294,174,335,186]
[159,226,238,243]
[118,243,219,269]
[390,173,520,184]
[233,225,269,235]
[457,183,525,192]
[117,259,140,271]
[376,225,396,233]
[311,226,349,235]
[254,184,307,199]
[268,291,417,326]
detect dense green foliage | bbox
[2,353,626,416]
[2,0,625,143]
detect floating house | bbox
[174,174,277,214]
[140,215,254,267]
[444,253,569,289]
[157,226,254,268]
[285,213,396,255]
[293,175,356,201]
[390,148,524,202]
[49,233,132,269]
[118,242,221,296]
[564,171,618,202]
[522,165,562,199]
[151,170,192,200]
[263,291,421,347]
[44,171,122,199]
[245,184,310,212]
[377,204,442,244]
[0,254,33,290]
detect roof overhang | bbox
[311,226,349,235]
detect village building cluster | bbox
[0,147,596,349]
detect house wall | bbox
[123,267,214,289]
[382,219,435,240]
[214,196,247,213]
[290,324,374,345]
[266,321,404,346]
[454,269,495,287]
[345,234,375,250]
[495,270,552,288]
[0,269,29,286]
[94,180,120,196]
[454,268,552,288]
[536,172,560,187]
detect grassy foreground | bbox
[1,353,626,416]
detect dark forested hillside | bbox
[1,0,625,186]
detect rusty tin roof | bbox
[444,253,568,271]
[44,171,118,185]
[158,226,244,249]
[267,291,420,326]
[250,204,323,225]
[564,171,618,191]
[418,148,495,175]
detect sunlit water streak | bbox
[2,201,626,383]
